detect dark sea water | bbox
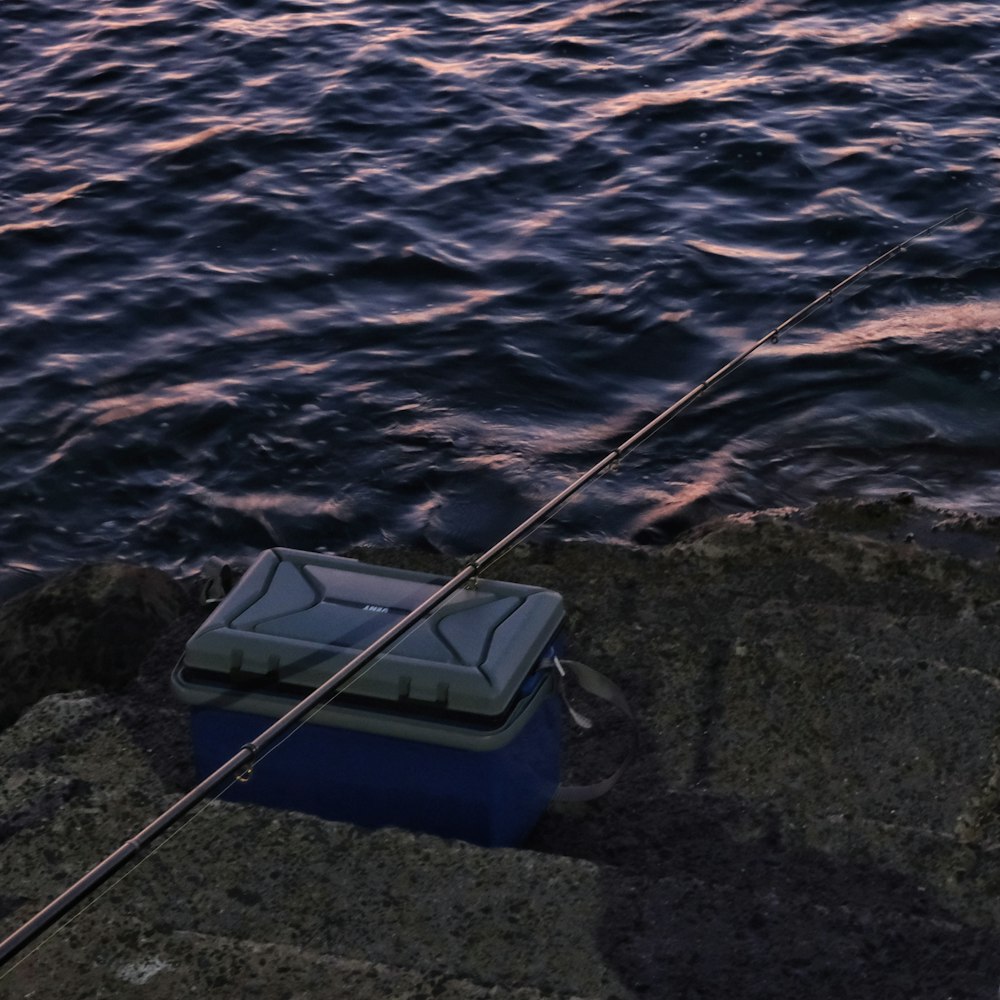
[2,0,999,586]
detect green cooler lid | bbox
[182,548,565,716]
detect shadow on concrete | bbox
[526,638,1000,1000]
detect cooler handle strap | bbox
[552,656,636,803]
[198,557,235,604]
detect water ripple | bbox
[1,0,998,575]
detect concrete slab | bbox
[4,502,1000,997]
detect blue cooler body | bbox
[171,548,566,846]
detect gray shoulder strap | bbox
[199,556,234,604]
[552,657,636,803]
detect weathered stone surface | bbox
[0,563,192,730]
[0,695,629,1000]
[3,925,580,999]
[3,499,1000,998]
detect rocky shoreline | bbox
[2,496,1000,998]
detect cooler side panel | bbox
[186,696,560,847]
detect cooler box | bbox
[172,547,566,846]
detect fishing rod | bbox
[0,206,973,970]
